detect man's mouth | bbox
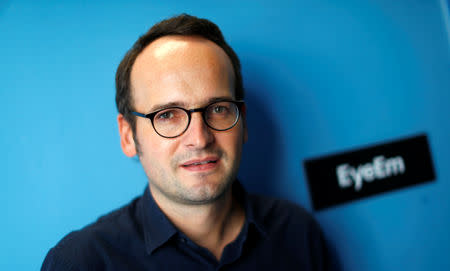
[181,157,219,171]
[183,160,217,166]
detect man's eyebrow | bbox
[206,96,235,104]
[149,101,189,113]
[148,96,234,113]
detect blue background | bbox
[1,0,449,270]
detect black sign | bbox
[303,134,436,211]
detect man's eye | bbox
[157,110,175,120]
[212,106,228,114]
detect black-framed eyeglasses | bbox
[132,100,245,138]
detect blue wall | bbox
[1,0,449,270]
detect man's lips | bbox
[180,157,220,171]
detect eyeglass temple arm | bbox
[132,112,147,118]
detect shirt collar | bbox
[233,181,268,238]
[140,186,177,255]
[139,180,268,255]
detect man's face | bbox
[123,36,247,205]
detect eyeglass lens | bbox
[153,101,239,138]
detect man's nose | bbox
[183,112,214,148]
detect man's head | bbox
[115,14,247,205]
[116,14,244,140]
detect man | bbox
[42,14,331,270]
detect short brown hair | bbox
[115,14,244,134]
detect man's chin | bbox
[178,170,225,188]
[176,178,232,205]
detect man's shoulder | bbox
[41,196,144,270]
[59,195,143,247]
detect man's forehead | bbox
[130,35,235,111]
[147,36,213,60]
[131,35,233,83]
[137,35,225,65]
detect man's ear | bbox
[118,114,137,157]
[241,104,248,143]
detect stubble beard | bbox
[144,149,240,206]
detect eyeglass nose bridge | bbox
[187,107,207,114]
[184,106,212,131]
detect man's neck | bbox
[149,184,245,260]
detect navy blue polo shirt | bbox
[42,182,331,270]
